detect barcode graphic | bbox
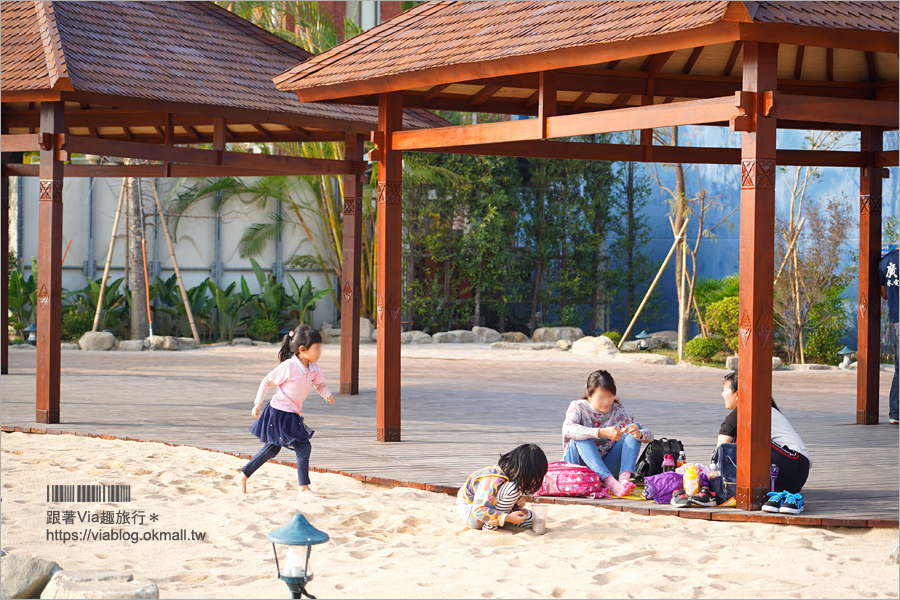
[46,485,131,503]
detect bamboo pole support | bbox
[92,179,127,332]
[618,218,689,349]
[677,231,688,361]
[148,178,200,342]
[774,217,805,285]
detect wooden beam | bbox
[572,91,592,111]
[340,133,365,396]
[60,135,354,174]
[738,22,898,53]
[37,101,65,424]
[538,71,557,138]
[471,85,502,106]
[865,51,877,82]
[736,41,777,512]
[826,48,834,81]
[875,149,899,167]
[422,83,450,101]
[857,125,883,425]
[774,95,898,128]
[2,163,338,178]
[375,92,403,442]
[793,45,805,80]
[723,41,743,77]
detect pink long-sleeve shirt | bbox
[254,356,332,414]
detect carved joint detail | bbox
[859,294,868,318]
[377,294,385,323]
[342,282,353,303]
[740,159,776,190]
[755,310,772,348]
[39,180,63,202]
[860,194,882,216]
[38,284,50,311]
[387,293,400,322]
[343,197,363,215]
[376,181,402,205]
[739,310,752,348]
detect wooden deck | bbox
[2,343,897,527]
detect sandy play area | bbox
[1,431,897,599]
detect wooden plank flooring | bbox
[2,343,897,527]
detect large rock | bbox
[40,570,158,599]
[399,332,412,344]
[432,330,474,343]
[616,353,676,366]
[531,327,584,343]
[500,331,530,343]
[472,326,501,344]
[620,340,639,351]
[60,343,80,351]
[1,553,61,599]
[117,340,144,352]
[571,335,618,356]
[557,339,573,350]
[359,318,374,341]
[407,330,433,344]
[320,328,341,344]
[725,356,784,371]
[490,342,563,351]
[647,336,668,350]
[230,337,253,346]
[146,336,181,351]
[649,330,678,343]
[177,337,199,350]
[78,331,115,351]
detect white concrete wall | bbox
[8,175,339,330]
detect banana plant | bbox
[208,281,251,342]
[7,269,37,339]
[148,274,181,336]
[245,257,291,322]
[176,280,216,340]
[77,277,129,334]
[285,273,330,327]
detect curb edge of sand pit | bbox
[3,424,896,530]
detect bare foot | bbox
[234,471,248,494]
[298,486,326,499]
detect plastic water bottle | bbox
[676,451,686,468]
[662,453,676,473]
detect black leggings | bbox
[770,442,810,494]
[241,442,312,486]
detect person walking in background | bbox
[879,247,899,425]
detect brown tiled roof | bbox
[275,1,899,97]
[0,1,444,130]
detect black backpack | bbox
[633,437,685,483]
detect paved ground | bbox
[2,342,897,524]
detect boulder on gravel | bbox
[177,337,199,350]
[433,330,474,343]
[60,343,80,351]
[230,337,253,346]
[472,326,502,344]
[500,331,530,343]
[1,553,61,599]
[725,356,784,371]
[571,335,618,356]
[359,318,374,341]
[40,569,158,599]
[78,331,115,351]
[407,330,433,344]
[531,327,584,342]
[117,340,144,352]
[616,353,675,366]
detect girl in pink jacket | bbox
[235,325,335,498]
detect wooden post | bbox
[857,125,883,425]
[340,133,365,395]
[37,101,65,424]
[2,159,9,375]
[736,42,777,511]
[375,92,403,442]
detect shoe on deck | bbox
[762,490,788,513]
[779,492,805,514]
[689,486,717,507]
[890,419,899,425]
[670,489,692,508]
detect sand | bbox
[1,431,897,599]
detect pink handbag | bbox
[535,461,611,499]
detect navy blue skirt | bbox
[249,404,315,451]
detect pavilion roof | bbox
[0,1,445,130]
[274,1,899,105]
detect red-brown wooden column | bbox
[37,101,65,423]
[2,158,9,375]
[340,132,365,395]
[857,125,883,425]
[375,92,403,442]
[736,42,777,511]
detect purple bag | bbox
[645,472,711,504]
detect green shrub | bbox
[601,331,621,345]
[683,336,725,361]
[706,296,740,352]
[61,298,94,342]
[805,327,843,365]
[247,318,279,343]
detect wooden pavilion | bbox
[0,1,445,421]
[275,0,899,510]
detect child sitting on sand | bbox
[457,444,548,531]
[235,325,335,498]
[562,369,653,497]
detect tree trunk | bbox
[626,160,636,316]
[128,177,149,340]
[672,127,689,347]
